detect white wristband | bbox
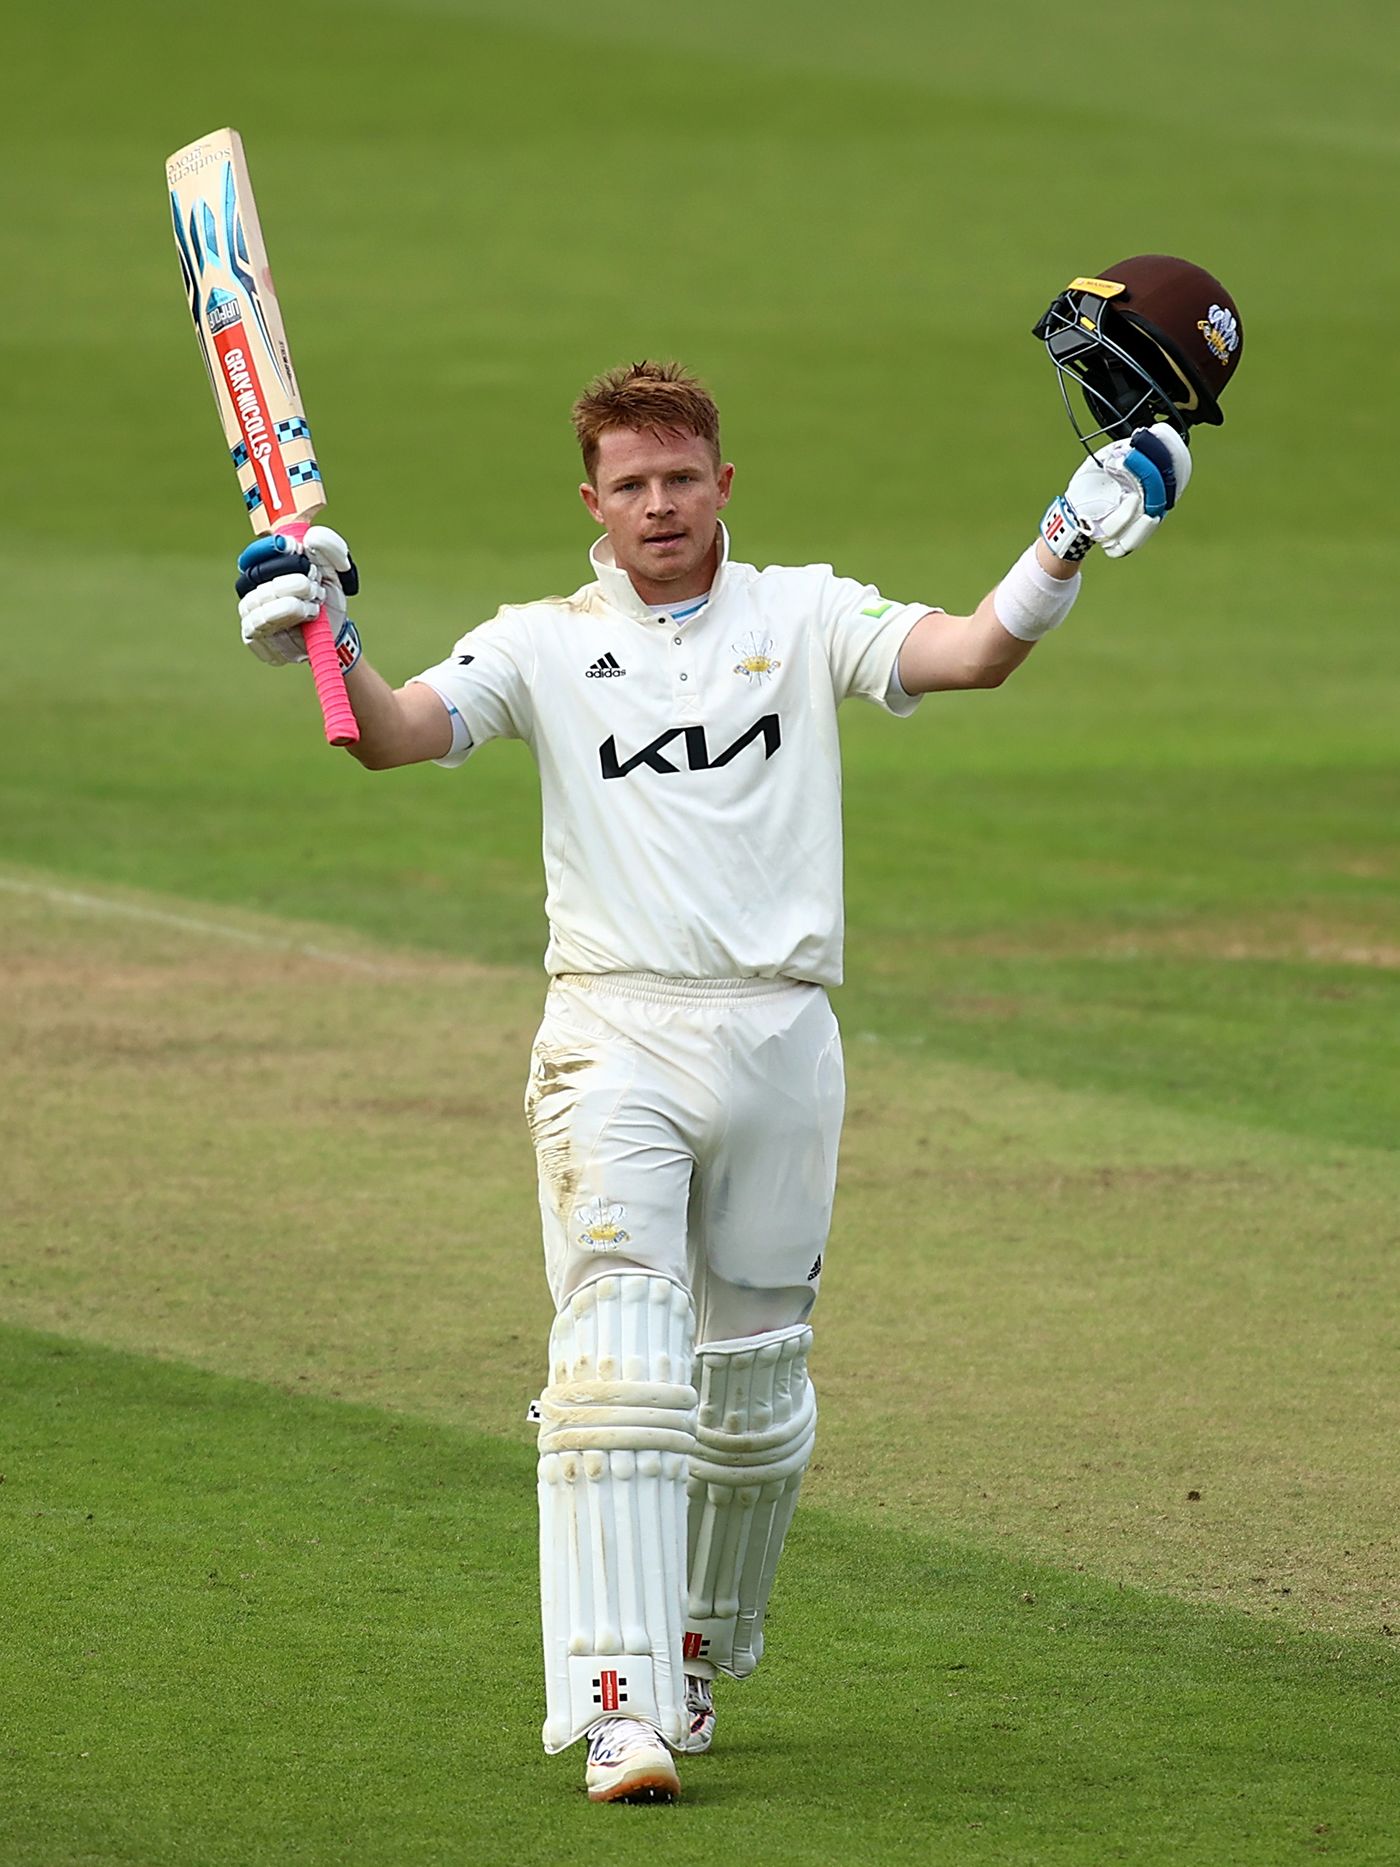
[993,545,1080,642]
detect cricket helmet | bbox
[1033,254,1243,448]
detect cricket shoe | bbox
[584,1717,680,1804]
[679,1673,716,1754]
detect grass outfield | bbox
[6,880,1400,1635]
[4,1323,1395,1867]
[5,0,1400,1858]
[4,881,1399,1866]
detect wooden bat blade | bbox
[166,127,324,533]
[166,128,357,748]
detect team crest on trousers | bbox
[575,1197,631,1251]
[732,633,782,685]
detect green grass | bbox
[6,1327,1397,1867]
[4,0,1400,1857]
[6,882,1398,1643]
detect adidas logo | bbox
[807,1253,823,1282]
[585,652,626,679]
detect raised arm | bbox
[897,425,1192,697]
[338,662,454,769]
[234,527,454,767]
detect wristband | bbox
[334,616,362,673]
[993,545,1080,643]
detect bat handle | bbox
[280,519,361,748]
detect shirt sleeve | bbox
[809,566,933,717]
[407,608,535,769]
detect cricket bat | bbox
[165,127,359,747]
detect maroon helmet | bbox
[1033,254,1243,448]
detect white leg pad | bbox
[537,1273,696,1753]
[684,1323,816,1680]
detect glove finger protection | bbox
[235,527,360,598]
[1116,425,1192,514]
[299,526,359,591]
[239,575,314,664]
[240,562,345,631]
[235,526,360,665]
[238,595,364,682]
[1092,425,1192,557]
[235,540,310,599]
[1042,425,1192,561]
[243,614,311,666]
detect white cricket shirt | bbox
[411,526,929,986]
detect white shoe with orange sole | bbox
[584,1718,681,1804]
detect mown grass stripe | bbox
[3,1327,1395,1866]
[0,873,404,976]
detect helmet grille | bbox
[1033,254,1241,451]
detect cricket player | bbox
[234,263,1240,1804]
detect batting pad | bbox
[537,1273,697,1753]
[685,1324,816,1680]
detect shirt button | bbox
[679,672,688,681]
[673,635,682,645]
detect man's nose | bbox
[645,482,675,515]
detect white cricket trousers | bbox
[525,972,845,1342]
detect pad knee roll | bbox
[685,1323,816,1680]
[537,1273,697,1752]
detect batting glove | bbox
[1040,426,1193,561]
[236,526,363,668]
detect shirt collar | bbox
[589,522,731,622]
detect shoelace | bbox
[587,1716,658,1762]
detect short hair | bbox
[572,360,721,482]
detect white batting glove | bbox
[1040,426,1193,562]
[235,526,362,668]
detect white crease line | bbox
[0,876,397,975]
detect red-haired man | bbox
[234,358,1190,1803]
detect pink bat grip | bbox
[280,519,360,747]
